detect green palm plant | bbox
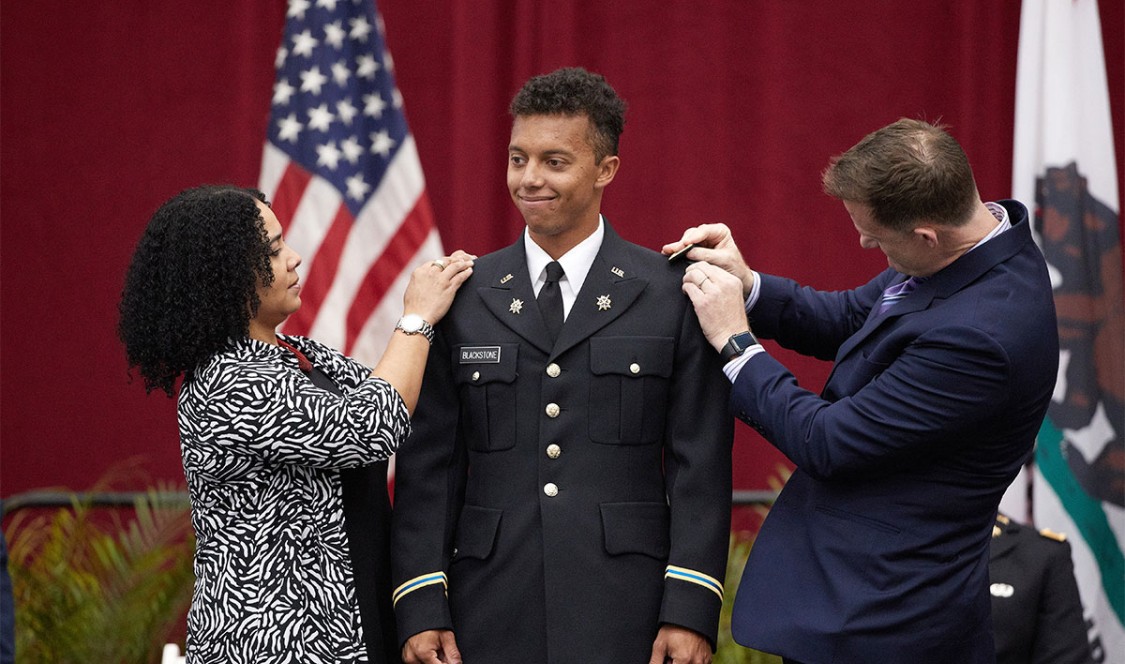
[4,484,194,664]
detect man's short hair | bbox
[509,67,626,164]
[822,118,978,231]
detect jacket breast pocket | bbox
[454,343,519,452]
[589,336,674,445]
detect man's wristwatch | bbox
[395,314,435,344]
[720,330,758,363]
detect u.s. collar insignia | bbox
[596,294,612,311]
[509,298,524,314]
[500,273,513,284]
[611,266,625,278]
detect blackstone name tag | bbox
[460,346,502,364]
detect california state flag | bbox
[1005,0,1124,661]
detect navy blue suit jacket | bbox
[729,200,1059,663]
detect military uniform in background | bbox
[989,513,1093,664]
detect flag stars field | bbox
[337,99,358,125]
[345,174,371,202]
[273,80,296,105]
[370,130,394,157]
[259,0,441,358]
[348,16,373,41]
[308,104,335,132]
[277,114,302,143]
[300,67,328,95]
[332,61,351,86]
[292,30,318,57]
[364,92,386,118]
[357,54,380,79]
[324,21,347,48]
[288,0,312,20]
[316,142,342,170]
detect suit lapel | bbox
[475,224,650,358]
[551,226,647,359]
[476,239,554,355]
[832,278,935,363]
[831,209,1034,368]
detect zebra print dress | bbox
[177,335,409,663]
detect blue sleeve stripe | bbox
[393,571,448,606]
[665,565,724,601]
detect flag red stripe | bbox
[344,193,436,353]
[270,162,312,225]
[285,202,354,337]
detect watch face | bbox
[400,314,423,332]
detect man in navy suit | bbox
[664,118,1059,663]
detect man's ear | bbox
[912,225,940,248]
[594,155,620,190]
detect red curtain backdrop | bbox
[2,1,1122,498]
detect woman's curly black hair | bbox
[118,185,274,397]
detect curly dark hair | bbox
[118,185,273,397]
[509,67,626,163]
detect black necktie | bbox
[538,261,565,343]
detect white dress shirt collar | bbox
[524,216,605,319]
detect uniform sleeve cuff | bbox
[392,571,448,607]
[664,565,724,602]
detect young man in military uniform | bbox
[390,67,733,664]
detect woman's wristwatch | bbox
[395,314,435,344]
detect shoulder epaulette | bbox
[1039,528,1067,542]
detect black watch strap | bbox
[720,330,758,362]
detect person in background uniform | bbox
[391,67,733,664]
[664,118,1059,663]
[990,513,1093,664]
[118,185,473,663]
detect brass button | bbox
[471,371,481,381]
[546,444,561,459]
[543,483,559,497]
[545,403,560,418]
[629,363,641,374]
[546,363,561,378]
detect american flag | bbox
[258,0,443,366]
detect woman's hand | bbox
[402,250,475,324]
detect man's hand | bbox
[682,261,753,353]
[662,222,755,297]
[648,625,712,664]
[402,629,462,664]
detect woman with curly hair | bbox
[118,185,472,663]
